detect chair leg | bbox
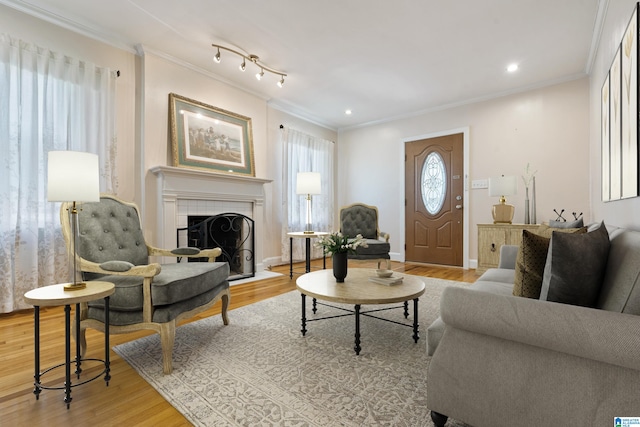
[430,411,448,427]
[221,291,230,325]
[77,324,88,357]
[159,320,176,375]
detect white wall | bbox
[139,52,270,248]
[9,1,630,270]
[0,5,339,266]
[264,108,337,266]
[0,4,137,202]
[338,78,590,264]
[138,53,338,262]
[589,0,640,229]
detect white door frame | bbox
[399,127,470,269]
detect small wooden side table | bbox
[287,231,329,278]
[24,281,115,409]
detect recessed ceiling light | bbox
[506,63,519,73]
[345,109,352,115]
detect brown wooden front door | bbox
[405,133,464,266]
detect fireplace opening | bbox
[177,213,255,281]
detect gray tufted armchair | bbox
[60,194,230,374]
[339,202,391,269]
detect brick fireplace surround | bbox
[150,166,271,272]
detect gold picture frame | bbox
[169,93,255,176]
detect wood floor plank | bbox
[0,260,476,426]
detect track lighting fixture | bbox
[212,43,287,88]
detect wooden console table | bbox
[477,224,539,274]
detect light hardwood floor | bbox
[0,260,477,426]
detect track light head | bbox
[211,43,287,85]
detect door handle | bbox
[455,204,463,209]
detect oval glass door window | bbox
[421,151,447,215]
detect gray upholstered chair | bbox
[60,194,230,374]
[339,202,391,269]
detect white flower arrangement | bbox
[314,232,368,256]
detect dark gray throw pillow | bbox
[539,221,610,307]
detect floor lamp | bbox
[48,151,100,290]
[296,172,321,234]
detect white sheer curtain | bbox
[281,127,334,262]
[0,34,118,313]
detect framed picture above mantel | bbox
[169,93,255,176]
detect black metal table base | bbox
[33,297,111,409]
[299,294,420,355]
[289,237,326,279]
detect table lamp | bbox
[296,172,321,234]
[48,151,100,290]
[489,175,517,224]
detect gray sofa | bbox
[426,223,640,427]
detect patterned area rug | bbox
[113,277,470,426]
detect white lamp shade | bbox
[47,151,100,202]
[488,175,517,197]
[296,172,321,195]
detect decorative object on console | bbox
[47,151,100,290]
[168,93,255,176]
[531,176,536,224]
[211,43,287,87]
[549,210,583,228]
[488,175,517,224]
[296,172,321,234]
[521,163,537,224]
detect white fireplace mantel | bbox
[150,165,272,270]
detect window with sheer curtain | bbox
[281,127,334,262]
[0,34,118,313]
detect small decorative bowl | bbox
[376,269,393,278]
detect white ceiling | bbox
[1,0,603,130]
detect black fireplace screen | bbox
[176,213,255,281]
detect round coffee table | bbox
[296,268,426,354]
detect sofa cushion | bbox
[513,226,586,299]
[350,239,390,258]
[479,268,516,285]
[597,228,640,315]
[87,262,230,313]
[539,222,610,307]
[513,231,550,298]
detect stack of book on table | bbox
[368,276,404,286]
